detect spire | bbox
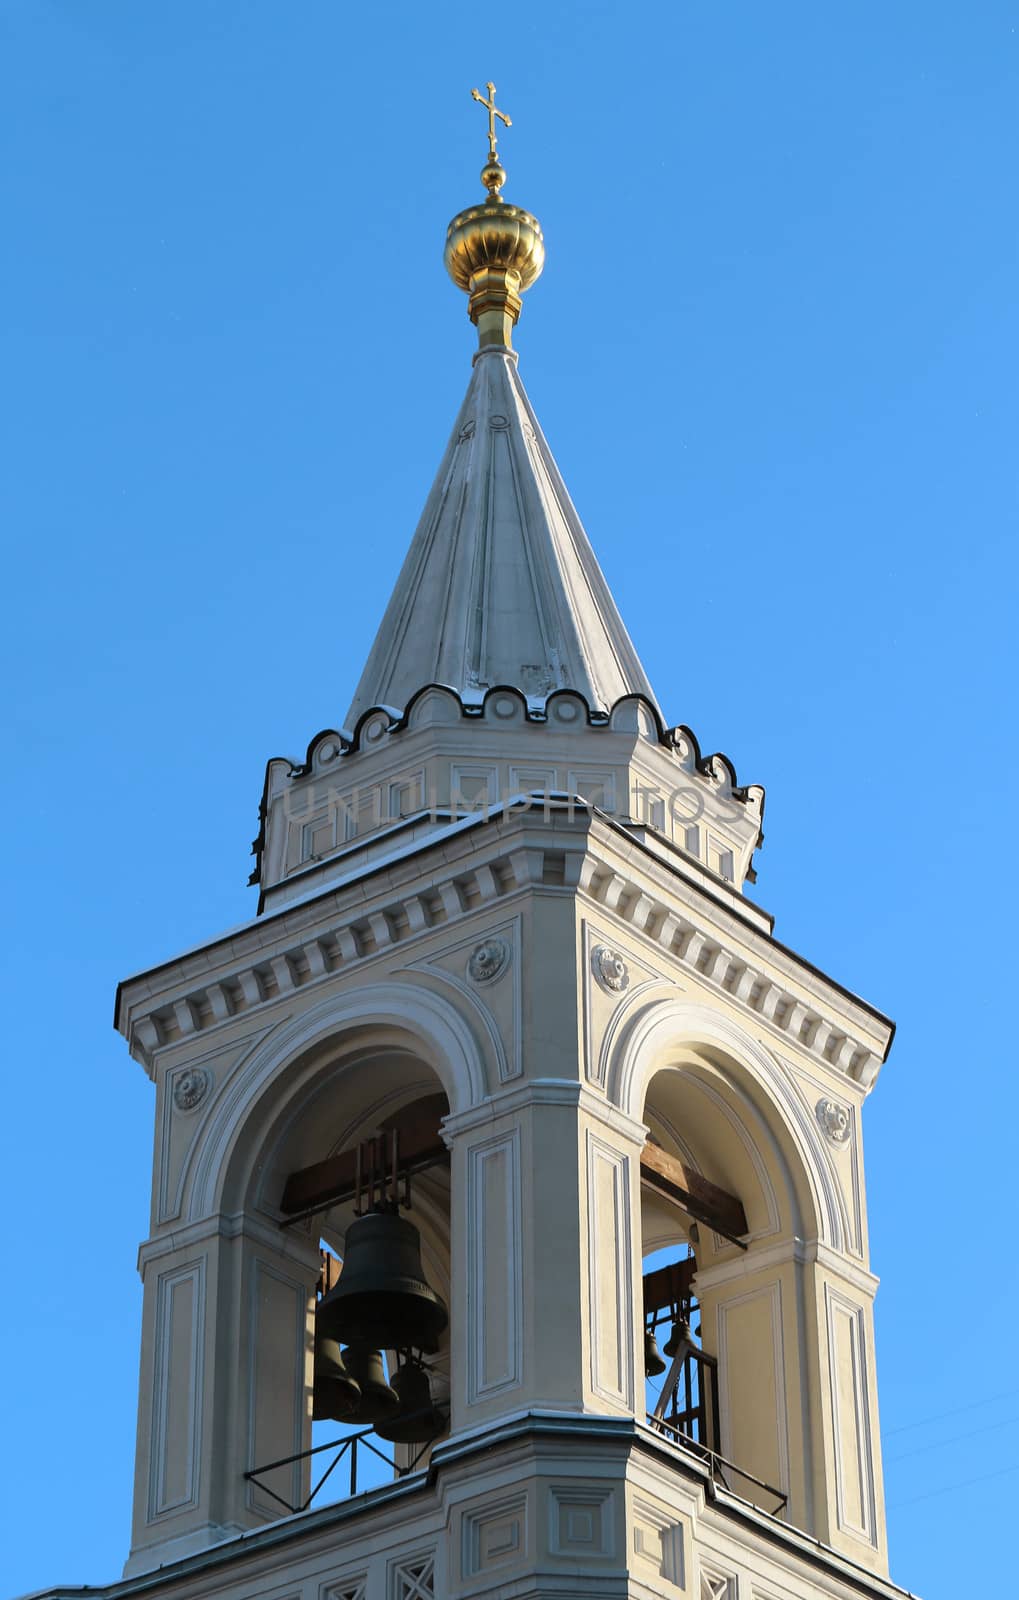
[345,88,660,730]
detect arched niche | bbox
[249,1041,452,1328]
[189,982,488,1225]
[267,1048,453,1494]
[180,993,475,1523]
[614,999,848,1532]
[612,998,847,1256]
[643,1060,794,1267]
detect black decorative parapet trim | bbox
[248,685,764,888]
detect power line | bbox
[888,1462,1019,1511]
[884,1414,1019,1464]
[883,1386,1019,1438]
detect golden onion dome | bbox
[445,88,545,350]
[445,166,545,294]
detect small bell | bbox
[663,1315,693,1360]
[644,1329,666,1377]
[341,1346,400,1426]
[312,1334,361,1422]
[374,1359,447,1444]
[319,1212,448,1354]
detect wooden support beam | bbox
[282,1094,745,1248]
[642,1256,697,1315]
[318,1248,342,1296]
[280,1095,450,1218]
[639,1141,747,1242]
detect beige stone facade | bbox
[32,157,915,1600]
[110,784,897,1597]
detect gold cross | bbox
[471,81,511,160]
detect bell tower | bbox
[105,90,915,1600]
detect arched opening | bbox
[223,1033,454,1520]
[639,1070,734,1473]
[306,1067,451,1505]
[636,1046,812,1521]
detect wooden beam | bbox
[318,1248,342,1295]
[283,1099,746,1247]
[639,1142,747,1242]
[280,1096,450,1217]
[642,1256,697,1315]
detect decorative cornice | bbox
[249,684,764,888]
[33,1413,914,1600]
[136,1210,320,1277]
[441,1077,649,1147]
[694,1236,878,1297]
[120,809,889,1092]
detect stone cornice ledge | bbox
[578,819,891,1085]
[136,1210,321,1277]
[21,1415,917,1600]
[694,1237,880,1297]
[441,1078,649,1146]
[117,808,891,1094]
[631,1424,916,1600]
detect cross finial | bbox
[471,81,511,161]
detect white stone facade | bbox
[31,176,915,1600]
[41,1419,915,1600]
[251,690,765,909]
[110,795,895,1595]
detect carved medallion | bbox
[467,938,510,984]
[815,1097,851,1146]
[173,1066,211,1112]
[552,698,579,722]
[592,945,629,992]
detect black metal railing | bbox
[244,1408,449,1517]
[646,1411,788,1516]
[651,1336,721,1453]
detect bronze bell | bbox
[644,1329,666,1376]
[341,1345,400,1426]
[663,1315,693,1360]
[319,1212,448,1354]
[375,1359,447,1444]
[311,1334,361,1422]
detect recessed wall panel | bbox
[467,1130,522,1401]
[150,1259,205,1518]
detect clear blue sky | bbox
[2,5,1016,1598]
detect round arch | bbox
[186,981,489,1223]
[608,995,849,1252]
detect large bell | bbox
[319,1212,448,1354]
[311,1334,361,1422]
[341,1346,400,1425]
[644,1329,666,1377]
[374,1359,447,1444]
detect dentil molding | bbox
[119,828,886,1095]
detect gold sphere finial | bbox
[480,158,505,200]
[445,81,545,352]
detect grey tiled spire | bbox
[346,347,660,729]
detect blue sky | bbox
[1,5,1016,1597]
